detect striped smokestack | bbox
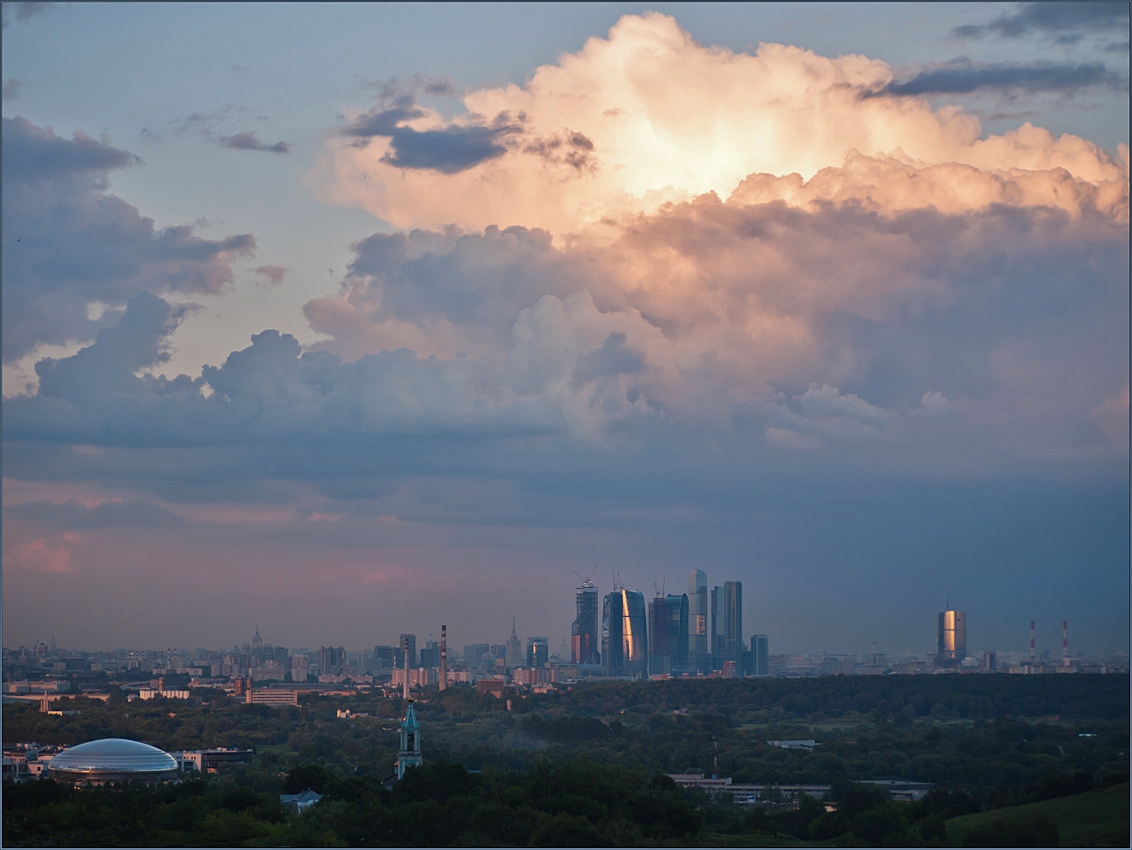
[1062,620,1069,667]
[439,624,448,691]
[1030,620,1036,665]
[403,635,411,701]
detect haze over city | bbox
[2,3,1128,659]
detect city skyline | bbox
[2,3,1128,656]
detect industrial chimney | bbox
[439,624,448,691]
[1062,621,1069,668]
[1030,620,1036,666]
[402,635,411,701]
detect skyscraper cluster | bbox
[569,570,763,677]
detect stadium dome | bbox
[48,738,180,784]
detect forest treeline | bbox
[2,674,1127,846]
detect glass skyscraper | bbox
[571,580,600,665]
[723,580,743,664]
[603,589,648,677]
[751,634,769,676]
[937,610,967,665]
[688,569,708,670]
[649,593,690,674]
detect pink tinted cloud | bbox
[8,535,77,573]
[312,12,1126,237]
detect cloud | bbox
[2,78,18,100]
[1090,385,1129,448]
[9,499,185,528]
[572,332,646,382]
[1,2,58,29]
[6,537,75,573]
[312,12,1127,238]
[3,293,565,452]
[884,60,1126,96]
[952,2,1129,40]
[219,131,290,154]
[253,265,288,286]
[359,73,458,101]
[342,104,521,174]
[1,117,256,362]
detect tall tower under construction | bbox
[571,579,601,665]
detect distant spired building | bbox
[937,609,967,665]
[571,579,601,665]
[603,589,648,677]
[505,619,523,669]
[688,570,708,670]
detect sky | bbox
[2,2,1128,659]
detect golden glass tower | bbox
[937,610,967,664]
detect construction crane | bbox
[573,565,596,588]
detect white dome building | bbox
[47,738,180,785]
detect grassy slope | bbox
[945,782,1130,848]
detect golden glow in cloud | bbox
[313,12,1128,235]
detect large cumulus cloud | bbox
[312,12,1127,237]
[1,116,255,363]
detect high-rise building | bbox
[318,646,345,676]
[688,570,708,670]
[710,586,724,665]
[526,636,548,669]
[571,579,601,665]
[723,581,744,665]
[463,643,489,669]
[372,645,397,670]
[648,595,669,675]
[937,610,967,665]
[505,619,523,669]
[650,593,690,674]
[751,634,769,676]
[398,634,417,669]
[603,589,648,677]
[667,594,690,670]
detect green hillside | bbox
[945,782,1130,848]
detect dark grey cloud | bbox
[10,499,184,528]
[343,104,521,174]
[360,73,458,102]
[3,292,564,452]
[2,115,138,182]
[1,117,255,361]
[952,2,1129,39]
[1,2,58,29]
[3,78,19,100]
[341,225,567,325]
[884,59,1126,96]
[524,130,596,172]
[218,131,290,154]
[344,105,425,138]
